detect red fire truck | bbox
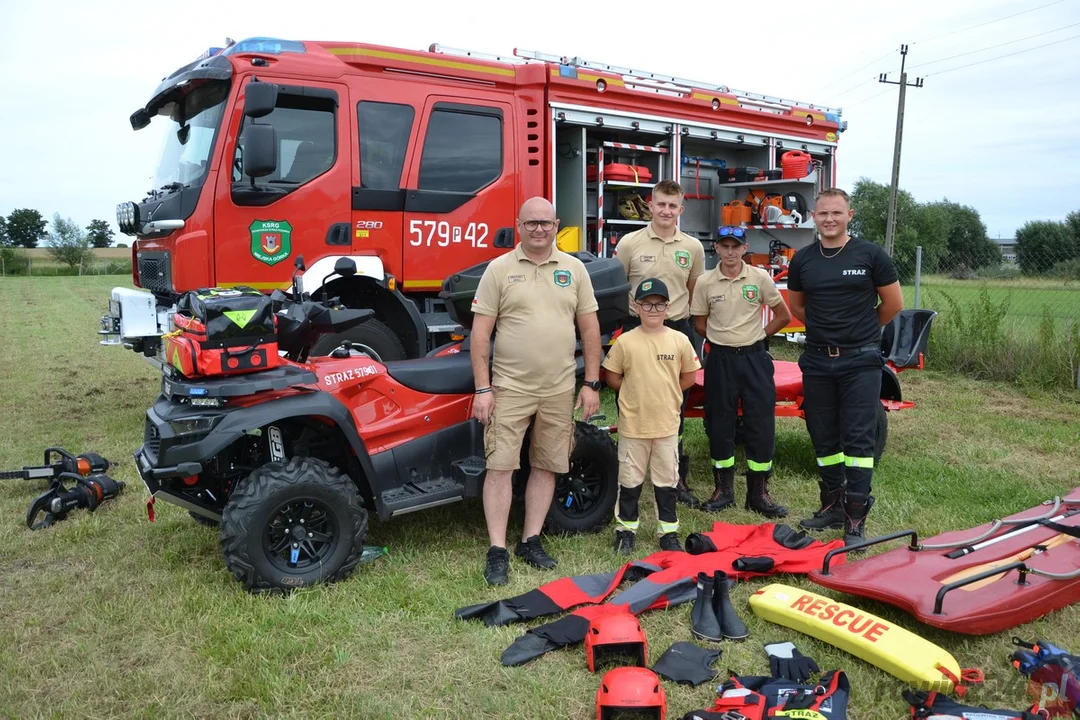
[104,37,845,360]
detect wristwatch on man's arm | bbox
[584,379,603,391]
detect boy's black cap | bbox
[634,277,670,301]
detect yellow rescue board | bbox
[749,583,962,692]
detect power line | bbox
[808,48,898,94]
[909,22,1080,69]
[845,88,893,108]
[910,0,1069,45]
[925,32,1080,77]
[830,76,878,100]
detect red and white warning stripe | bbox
[602,141,668,153]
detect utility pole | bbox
[879,45,924,257]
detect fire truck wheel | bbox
[309,318,406,362]
[220,456,368,594]
[538,422,619,535]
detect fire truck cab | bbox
[104,37,845,360]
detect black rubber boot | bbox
[799,483,846,531]
[843,491,875,548]
[745,471,788,518]
[690,571,723,642]
[712,570,749,641]
[675,454,701,508]
[701,467,735,513]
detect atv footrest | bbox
[452,456,485,495]
[162,365,318,399]
[381,478,466,516]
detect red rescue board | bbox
[808,489,1080,635]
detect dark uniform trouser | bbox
[798,348,883,496]
[619,315,696,450]
[704,341,775,470]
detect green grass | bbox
[903,274,1080,333]
[1,276,1079,719]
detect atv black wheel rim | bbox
[555,457,604,518]
[263,497,339,572]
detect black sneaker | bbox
[614,530,635,555]
[484,546,510,586]
[515,535,557,569]
[658,532,684,552]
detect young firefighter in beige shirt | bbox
[602,278,701,555]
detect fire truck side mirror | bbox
[240,124,278,179]
[243,81,278,118]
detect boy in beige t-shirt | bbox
[602,278,701,554]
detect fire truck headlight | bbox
[116,202,139,234]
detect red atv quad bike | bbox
[135,255,628,593]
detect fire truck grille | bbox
[137,252,173,294]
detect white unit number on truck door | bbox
[409,220,489,248]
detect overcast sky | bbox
[2,0,1078,241]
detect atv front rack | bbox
[162,365,319,400]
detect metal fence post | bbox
[914,245,923,309]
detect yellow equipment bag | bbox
[749,583,984,696]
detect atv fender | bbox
[145,392,378,504]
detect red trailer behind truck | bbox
[105,36,844,360]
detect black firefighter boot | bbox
[799,482,846,531]
[842,491,876,548]
[690,571,723,642]
[745,471,788,518]
[712,571,749,641]
[701,467,735,513]
[675,453,701,508]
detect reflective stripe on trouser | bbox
[704,342,776,470]
[712,457,735,469]
[616,484,643,531]
[798,349,883,495]
[654,487,678,535]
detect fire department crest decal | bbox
[742,284,759,303]
[674,250,691,268]
[553,269,572,287]
[249,220,293,266]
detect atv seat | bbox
[383,352,476,395]
[880,309,937,368]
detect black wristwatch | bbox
[584,380,603,391]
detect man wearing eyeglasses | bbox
[613,179,707,507]
[691,225,792,517]
[470,197,603,585]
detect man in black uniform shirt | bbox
[785,188,904,545]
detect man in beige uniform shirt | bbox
[471,197,603,586]
[613,179,706,508]
[690,226,791,517]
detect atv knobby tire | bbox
[543,421,619,535]
[220,456,368,593]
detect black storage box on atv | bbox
[164,286,281,378]
[440,251,630,334]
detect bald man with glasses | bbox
[470,197,603,585]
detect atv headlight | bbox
[167,416,221,437]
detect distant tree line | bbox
[850,178,1080,280]
[0,209,125,271]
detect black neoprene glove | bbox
[764,641,820,683]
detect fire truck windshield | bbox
[150,80,229,193]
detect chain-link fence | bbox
[0,248,131,277]
[896,245,1080,390]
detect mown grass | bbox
[1,276,1079,719]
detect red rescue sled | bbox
[807,490,1080,635]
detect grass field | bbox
[1,276,1079,719]
[902,274,1080,332]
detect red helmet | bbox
[596,666,666,720]
[584,609,648,673]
